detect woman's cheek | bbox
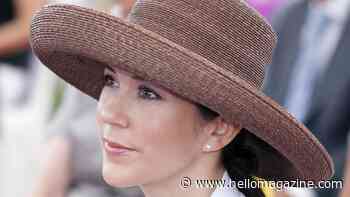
[143,123,194,160]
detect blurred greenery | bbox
[48,79,66,121]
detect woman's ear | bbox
[202,117,242,152]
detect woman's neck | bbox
[140,152,225,197]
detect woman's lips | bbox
[102,138,136,155]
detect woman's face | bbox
[96,66,208,187]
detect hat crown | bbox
[127,0,277,89]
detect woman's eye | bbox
[104,74,119,88]
[139,86,161,100]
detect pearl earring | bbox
[206,144,211,150]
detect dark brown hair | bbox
[196,103,265,197]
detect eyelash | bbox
[140,85,162,100]
[104,74,119,88]
[103,73,162,100]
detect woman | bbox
[30,0,334,196]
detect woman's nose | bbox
[98,96,130,128]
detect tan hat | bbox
[30,0,334,182]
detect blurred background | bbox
[0,0,348,197]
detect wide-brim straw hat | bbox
[30,0,334,182]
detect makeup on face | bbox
[96,65,211,190]
[101,123,137,157]
[103,138,135,155]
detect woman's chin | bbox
[102,163,138,188]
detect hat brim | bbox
[31,4,334,182]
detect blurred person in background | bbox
[0,0,45,64]
[263,0,350,196]
[29,84,143,197]
[0,0,46,106]
[246,0,286,20]
[313,79,350,197]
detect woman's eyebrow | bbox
[105,65,116,73]
[106,65,177,96]
[106,65,144,81]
